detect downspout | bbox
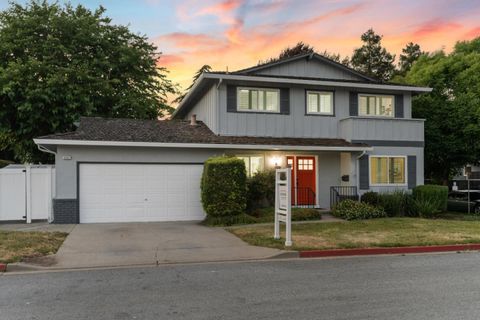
[215,78,223,135]
[37,144,56,223]
[37,144,57,156]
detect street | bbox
[2,253,480,320]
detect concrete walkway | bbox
[33,222,284,269]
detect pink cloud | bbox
[412,19,463,39]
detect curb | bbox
[0,263,7,272]
[299,244,480,258]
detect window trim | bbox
[236,87,281,113]
[369,155,408,187]
[358,93,395,118]
[305,90,335,116]
[236,155,265,177]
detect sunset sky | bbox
[2,0,480,91]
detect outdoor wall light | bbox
[270,156,282,167]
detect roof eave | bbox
[202,73,432,92]
[33,139,372,152]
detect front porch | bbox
[233,151,362,209]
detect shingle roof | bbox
[37,117,369,148]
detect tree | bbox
[173,64,212,104]
[397,37,480,183]
[258,41,314,64]
[0,1,178,163]
[350,29,396,81]
[398,42,424,75]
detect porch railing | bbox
[330,186,359,208]
[294,187,316,208]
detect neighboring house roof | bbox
[233,52,376,82]
[34,117,371,151]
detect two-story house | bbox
[34,53,431,224]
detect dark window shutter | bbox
[359,154,369,190]
[349,92,358,116]
[227,85,237,113]
[408,155,417,189]
[280,88,290,114]
[395,94,404,118]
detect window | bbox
[298,158,313,171]
[237,88,280,112]
[370,156,406,185]
[238,156,264,177]
[306,91,333,115]
[359,94,394,117]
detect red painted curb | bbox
[0,263,6,272]
[299,244,480,258]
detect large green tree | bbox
[398,42,424,76]
[396,37,480,182]
[0,1,177,163]
[350,29,396,81]
[173,64,212,104]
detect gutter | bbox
[34,138,373,152]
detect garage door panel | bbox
[80,163,205,223]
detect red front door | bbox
[287,156,316,205]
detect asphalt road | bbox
[2,253,480,320]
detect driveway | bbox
[47,222,283,269]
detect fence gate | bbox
[0,165,55,223]
[274,167,292,246]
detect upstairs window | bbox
[237,87,280,112]
[306,91,334,115]
[359,94,394,117]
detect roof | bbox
[233,52,377,82]
[35,117,370,151]
[172,53,432,119]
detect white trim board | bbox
[34,139,373,152]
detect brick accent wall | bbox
[53,199,78,224]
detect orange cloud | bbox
[412,19,463,39]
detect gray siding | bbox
[338,117,424,143]
[253,58,365,81]
[55,146,223,199]
[186,85,218,133]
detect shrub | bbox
[202,214,257,226]
[246,169,275,211]
[361,191,379,206]
[291,208,322,221]
[412,185,448,212]
[332,199,386,220]
[411,198,441,218]
[377,190,409,217]
[201,156,247,218]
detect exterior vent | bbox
[190,114,198,126]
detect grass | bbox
[203,207,322,226]
[227,217,480,251]
[0,231,68,264]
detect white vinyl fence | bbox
[0,164,55,223]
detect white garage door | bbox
[79,163,205,223]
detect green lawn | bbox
[227,217,480,251]
[0,231,68,264]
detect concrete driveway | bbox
[47,222,283,269]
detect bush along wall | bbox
[411,185,448,218]
[246,169,275,211]
[201,156,247,221]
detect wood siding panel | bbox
[186,85,218,133]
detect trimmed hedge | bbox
[378,190,409,217]
[246,169,275,211]
[332,199,386,220]
[361,191,379,206]
[201,156,247,218]
[412,185,448,213]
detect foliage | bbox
[350,29,396,81]
[398,42,424,76]
[411,198,441,218]
[0,159,13,168]
[412,185,448,213]
[0,1,178,163]
[395,37,480,182]
[258,41,314,65]
[246,169,275,211]
[360,191,379,206]
[377,190,409,217]
[173,64,212,104]
[249,207,321,222]
[332,199,386,221]
[201,156,247,218]
[202,214,257,227]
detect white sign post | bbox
[274,167,292,246]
